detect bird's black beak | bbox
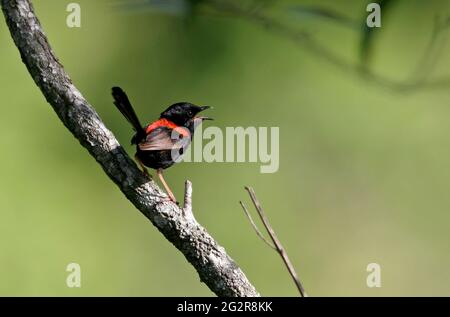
[196,105,213,120]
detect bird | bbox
[111,86,212,203]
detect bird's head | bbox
[160,102,212,127]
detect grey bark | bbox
[1,0,259,297]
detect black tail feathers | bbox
[112,87,146,142]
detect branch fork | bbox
[240,187,307,297]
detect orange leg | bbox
[157,168,177,203]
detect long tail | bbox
[112,86,142,131]
[112,87,146,141]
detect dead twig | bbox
[183,180,195,220]
[241,186,306,297]
[239,201,276,250]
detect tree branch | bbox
[1,0,259,297]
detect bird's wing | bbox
[138,126,189,151]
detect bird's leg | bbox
[134,153,151,178]
[157,168,177,203]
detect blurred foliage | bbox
[359,0,398,68]
[289,4,358,29]
[0,0,450,296]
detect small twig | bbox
[243,186,307,297]
[183,180,195,220]
[239,201,276,250]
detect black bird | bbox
[112,87,212,203]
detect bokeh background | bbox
[1,0,450,296]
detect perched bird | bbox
[112,86,212,203]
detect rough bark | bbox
[1,0,259,297]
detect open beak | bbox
[196,105,213,120]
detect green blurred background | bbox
[1,0,450,296]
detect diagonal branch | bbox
[1,0,259,297]
[242,187,306,297]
